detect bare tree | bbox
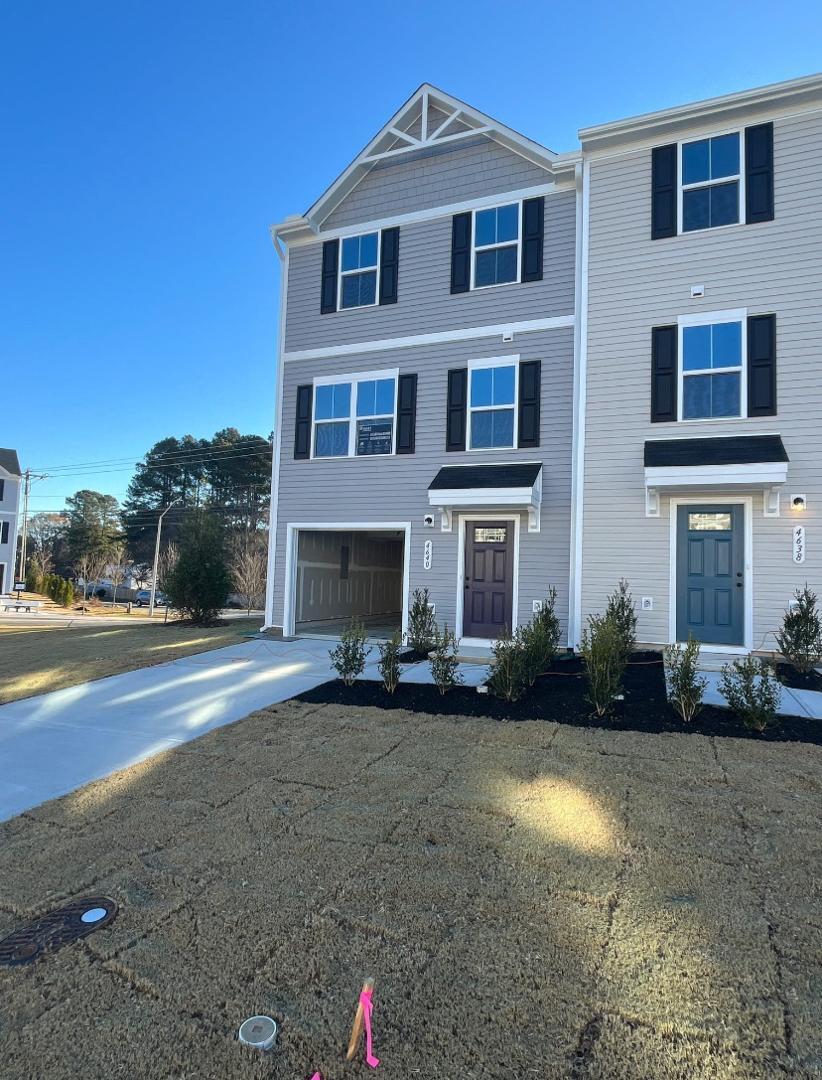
[157,542,179,592]
[129,562,151,589]
[76,551,108,608]
[228,531,267,615]
[108,543,128,608]
[27,513,61,576]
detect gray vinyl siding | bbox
[272,327,575,640]
[581,107,822,651]
[285,188,575,352]
[322,138,551,229]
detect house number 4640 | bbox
[423,539,433,570]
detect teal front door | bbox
[676,505,745,646]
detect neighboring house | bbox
[0,449,22,595]
[265,73,822,657]
[576,72,822,656]
[264,85,579,645]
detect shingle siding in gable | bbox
[285,188,576,352]
[322,137,551,230]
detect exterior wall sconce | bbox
[791,494,807,511]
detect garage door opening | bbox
[293,528,406,638]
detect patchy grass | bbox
[1,701,820,1077]
[0,619,261,704]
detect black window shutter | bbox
[446,368,468,451]
[745,122,774,224]
[320,239,339,314]
[651,325,678,422]
[450,213,472,294]
[379,227,400,305]
[521,198,544,283]
[1,521,8,544]
[517,360,541,448]
[294,385,313,459]
[396,373,417,454]
[651,145,677,240]
[748,314,777,416]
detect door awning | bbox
[643,435,789,517]
[428,462,542,532]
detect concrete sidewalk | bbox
[701,669,822,719]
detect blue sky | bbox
[3,0,820,512]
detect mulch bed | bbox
[776,661,822,693]
[297,650,822,746]
[397,648,431,663]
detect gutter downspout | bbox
[262,230,289,630]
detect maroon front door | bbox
[463,520,514,638]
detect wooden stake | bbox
[345,978,374,1061]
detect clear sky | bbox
[3,1,821,513]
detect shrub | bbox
[605,579,637,661]
[719,657,782,732]
[163,512,232,624]
[377,633,402,694]
[429,624,463,696]
[776,584,822,676]
[487,629,528,703]
[580,612,626,717]
[520,589,561,686]
[407,587,437,655]
[664,636,707,723]
[25,566,40,593]
[329,618,371,686]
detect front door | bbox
[676,505,745,646]
[463,520,514,639]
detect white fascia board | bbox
[428,486,539,508]
[283,315,574,364]
[644,462,788,488]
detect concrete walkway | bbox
[701,669,822,719]
[0,637,489,822]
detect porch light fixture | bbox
[791,494,807,511]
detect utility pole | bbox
[17,469,48,582]
[149,499,180,618]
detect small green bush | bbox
[488,629,528,703]
[407,587,437,655]
[429,624,463,696]
[664,636,707,723]
[605,579,637,661]
[520,588,561,686]
[377,633,402,694]
[776,584,822,676]
[329,618,371,687]
[719,657,782,732]
[580,612,626,717]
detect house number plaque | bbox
[423,539,433,570]
[793,525,806,564]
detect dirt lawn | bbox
[0,619,261,703]
[1,700,820,1079]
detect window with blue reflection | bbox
[314,383,351,420]
[469,364,516,447]
[681,133,740,232]
[682,321,742,419]
[473,203,519,286]
[314,421,349,457]
[341,233,378,271]
[340,232,379,308]
[356,378,395,417]
[471,409,515,449]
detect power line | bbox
[38,447,273,480]
[37,439,273,474]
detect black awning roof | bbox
[644,435,788,468]
[428,462,542,491]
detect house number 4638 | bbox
[423,539,433,570]
[793,525,806,564]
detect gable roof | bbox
[298,84,558,233]
[0,448,21,476]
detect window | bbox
[0,480,4,500]
[339,232,379,308]
[688,512,731,531]
[468,360,517,449]
[473,203,520,288]
[313,370,397,458]
[681,133,741,232]
[474,527,507,543]
[680,318,743,420]
[0,521,8,544]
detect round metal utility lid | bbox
[238,1015,278,1051]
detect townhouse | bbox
[265,74,822,658]
[0,449,22,595]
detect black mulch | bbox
[397,649,431,664]
[776,662,822,693]
[296,651,822,746]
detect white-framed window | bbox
[679,131,743,233]
[312,368,398,458]
[472,203,520,289]
[678,311,746,421]
[339,232,380,309]
[467,356,518,449]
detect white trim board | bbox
[263,244,290,630]
[282,522,412,640]
[283,315,574,364]
[568,158,589,649]
[455,512,520,645]
[668,496,753,652]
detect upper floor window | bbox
[472,203,520,288]
[468,359,517,449]
[0,479,4,502]
[0,520,9,544]
[681,133,741,232]
[313,369,397,457]
[340,232,379,308]
[680,317,743,420]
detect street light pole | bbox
[149,499,180,618]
